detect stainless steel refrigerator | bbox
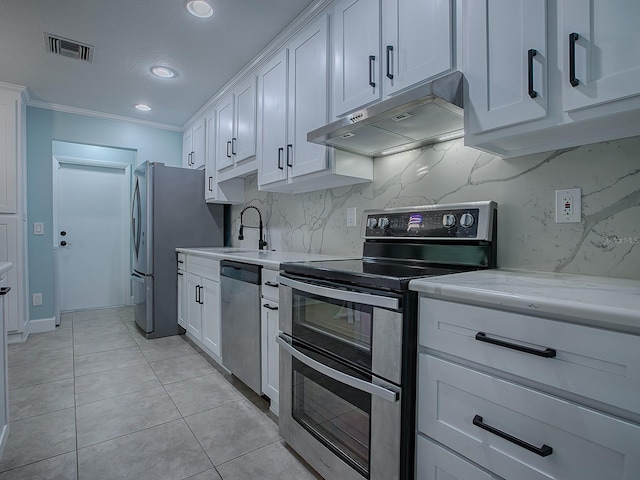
[131,162,224,338]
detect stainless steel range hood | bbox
[308,71,464,157]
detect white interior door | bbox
[55,159,130,311]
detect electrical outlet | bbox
[555,188,582,223]
[32,293,43,306]
[346,207,357,227]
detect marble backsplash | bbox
[231,136,640,279]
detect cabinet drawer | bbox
[261,268,280,302]
[416,434,501,480]
[187,255,219,280]
[419,297,640,414]
[418,355,640,480]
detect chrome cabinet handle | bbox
[286,144,293,167]
[226,141,232,158]
[277,147,284,170]
[475,332,556,358]
[231,137,237,155]
[208,176,213,192]
[276,335,399,403]
[473,415,553,457]
[386,45,394,80]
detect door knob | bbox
[60,241,67,246]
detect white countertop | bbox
[176,247,356,269]
[410,269,640,334]
[0,263,12,275]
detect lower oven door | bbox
[278,335,401,480]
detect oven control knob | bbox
[366,217,378,229]
[378,217,389,229]
[442,214,456,228]
[460,213,475,228]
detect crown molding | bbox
[182,0,334,130]
[26,99,182,132]
[0,81,28,95]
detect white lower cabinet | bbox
[260,268,279,416]
[416,295,640,480]
[180,254,222,362]
[0,271,10,458]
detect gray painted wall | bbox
[232,136,640,280]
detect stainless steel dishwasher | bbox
[220,260,262,394]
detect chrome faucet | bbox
[238,205,268,250]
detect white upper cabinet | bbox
[215,76,257,173]
[214,94,234,171]
[257,49,288,187]
[381,0,453,96]
[463,0,547,133]
[0,92,17,214]
[204,109,244,204]
[257,14,373,193]
[561,0,640,112]
[333,0,453,117]
[182,117,205,169]
[287,14,330,179]
[333,0,381,116]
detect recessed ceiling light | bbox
[151,66,176,78]
[185,0,213,18]
[135,104,151,111]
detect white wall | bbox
[232,136,640,280]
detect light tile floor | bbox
[0,307,322,480]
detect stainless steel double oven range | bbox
[276,201,497,480]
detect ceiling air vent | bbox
[44,33,95,63]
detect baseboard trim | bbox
[28,317,56,334]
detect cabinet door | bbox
[177,271,186,328]
[215,96,235,171]
[201,277,221,359]
[0,217,18,332]
[463,0,547,133]
[182,129,193,169]
[562,0,640,112]
[382,0,453,96]
[261,300,279,412]
[233,76,257,163]
[333,0,381,116]
[204,111,217,201]
[191,117,206,170]
[185,273,202,340]
[0,93,17,214]
[288,14,329,179]
[257,49,288,187]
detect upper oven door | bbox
[278,274,403,386]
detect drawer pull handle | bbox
[0,287,11,296]
[263,303,279,311]
[475,332,556,358]
[264,281,279,287]
[473,415,553,457]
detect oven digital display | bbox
[407,214,422,231]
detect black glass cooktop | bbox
[280,259,471,291]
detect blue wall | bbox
[27,107,182,320]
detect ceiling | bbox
[0,0,317,128]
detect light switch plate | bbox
[555,188,582,223]
[346,207,357,227]
[33,222,44,235]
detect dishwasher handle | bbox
[220,260,261,284]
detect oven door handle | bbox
[277,276,399,310]
[276,335,399,403]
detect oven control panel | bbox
[363,202,496,240]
